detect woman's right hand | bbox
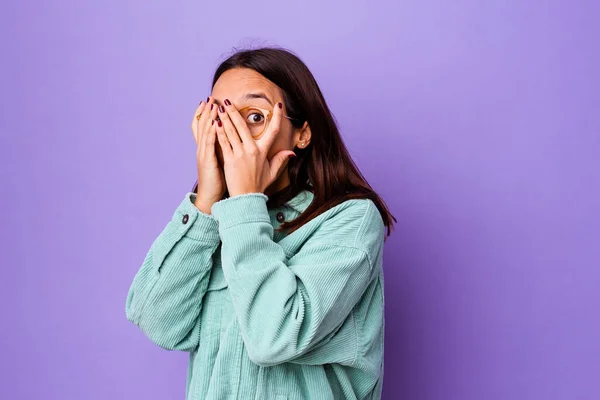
[191,97,225,214]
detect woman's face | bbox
[210,68,307,168]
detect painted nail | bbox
[219,105,225,113]
[211,104,214,110]
[207,96,210,102]
[288,153,296,158]
[278,102,283,109]
[224,99,231,106]
[218,120,223,127]
[199,100,203,106]
[211,120,214,125]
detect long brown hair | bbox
[193,47,396,238]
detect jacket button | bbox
[276,211,285,223]
[182,214,189,224]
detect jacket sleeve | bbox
[210,192,384,367]
[125,192,221,351]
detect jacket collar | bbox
[284,189,314,214]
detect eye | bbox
[246,112,265,124]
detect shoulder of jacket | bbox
[318,198,385,258]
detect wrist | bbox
[228,188,261,198]
[193,200,213,215]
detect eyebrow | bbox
[213,92,273,106]
[244,92,273,106]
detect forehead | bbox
[211,68,280,104]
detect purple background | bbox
[2,0,599,399]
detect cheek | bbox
[267,129,294,158]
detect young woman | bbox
[126,47,396,400]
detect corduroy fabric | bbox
[126,189,386,399]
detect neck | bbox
[265,168,290,197]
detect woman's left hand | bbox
[215,100,296,197]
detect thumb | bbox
[269,151,296,180]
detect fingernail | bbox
[219,105,225,113]
[211,120,214,125]
[288,153,296,158]
[218,120,222,127]
[224,99,231,106]
[211,104,214,110]
[199,100,203,106]
[278,102,283,109]
[207,96,211,102]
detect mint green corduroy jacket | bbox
[126,189,386,399]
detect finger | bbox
[196,96,215,141]
[218,104,243,154]
[200,119,218,161]
[222,99,255,146]
[194,101,205,121]
[204,119,218,157]
[258,101,283,151]
[193,99,206,121]
[202,98,218,132]
[191,101,206,143]
[202,101,219,148]
[216,119,233,160]
[195,96,212,123]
